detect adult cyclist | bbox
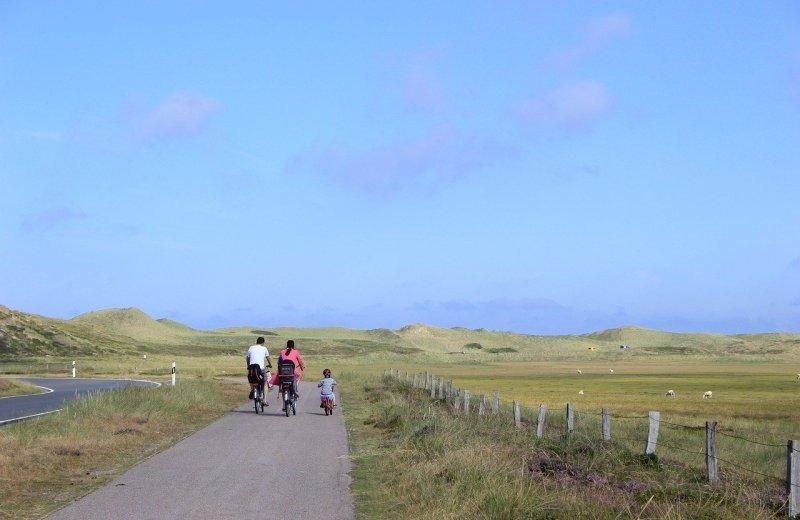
[269,339,305,398]
[246,337,273,406]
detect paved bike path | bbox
[47,381,355,520]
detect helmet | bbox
[323,368,331,378]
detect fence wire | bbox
[392,371,798,492]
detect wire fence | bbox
[385,368,800,515]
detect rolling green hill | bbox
[1,304,798,360]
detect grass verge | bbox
[0,378,241,519]
[344,375,789,519]
[0,378,41,398]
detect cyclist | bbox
[318,368,337,408]
[246,337,272,406]
[269,339,305,398]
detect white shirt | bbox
[246,344,270,370]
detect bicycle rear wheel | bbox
[254,389,261,414]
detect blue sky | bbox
[2,2,799,334]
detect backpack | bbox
[247,364,263,384]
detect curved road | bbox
[47,381,355,520]
[0,377,161,425]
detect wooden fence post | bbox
[706,421,718,483]
[513,400,521,428]
[492,392,500,413]
[537,404,547,439]
[464,390,471,414]
[788,439,799,518]
[438,377,445,400]
[602,408,611,441]
[566,403,574,436]
[478,394,486,416]
[645,411,660,454]
[454,390,462,412]
[430,377,437,398]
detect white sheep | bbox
[576,369,582,375]
[796,373,800,380]
[578,390,584,395]
[665,389,675,397]
[703,391,713,399]
[609,369,615,374]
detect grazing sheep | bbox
[576,369,582,375]
[703,391,713,399]
[666,389,675,397]
[609,369,614,374]
[796,373,800,380]
[578,390,584,395]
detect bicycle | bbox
[247,364,268,415]
[253,384,264,414]
[277,359,297,417]
[321,395,334,416]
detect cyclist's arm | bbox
[265,355,273,368]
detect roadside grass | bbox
[344,374,789,519]
[0,378,241,519]
[0,378,41,397]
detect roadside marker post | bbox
[171,362,176,386]
[72,361,75,378]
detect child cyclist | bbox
[318,368,337,408]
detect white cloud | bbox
[21,207,87,232]
[518,81,614,131]
[132,91,223,142]
[289,125,516,192]
[547,13,632,69]
[398,44,449,112]
[404,70,446,111]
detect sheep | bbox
[609,369,614,374]
[665,389,675,397]
[703,391,713,399]
[578,390,584,395]
[796,373,800,380]
[576,369,582,375]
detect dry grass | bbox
[346,374,790,519]
[0,378,242,519]
[0,378,40,398]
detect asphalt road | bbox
[47,381,356,520]
[0,377,160,425]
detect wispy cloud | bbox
[400,44,449,112]
[17,129,67,143]
[129,90,223,143]
[547,13,632,69]
[289,125,515,192]
[404,70,446,112]
[21,207,88,232]
[518,81,613,132]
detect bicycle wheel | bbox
[254,390,260,414]
[291,401,296,415]
[284,394,290,417]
